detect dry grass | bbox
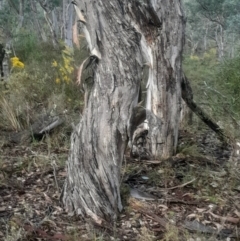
[0,96,23,131]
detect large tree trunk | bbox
[62,0,184,223]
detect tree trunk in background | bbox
[62,0,184,223]
[215,24,224,60]
[63,0,73,48]
[0,0,4,10]
[204,23,209,52]
[30,0,47,42]
[37,0,59,47]
[230,33,235,58]
[6,0,25,33]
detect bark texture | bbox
[0,43,5,79]
[62,0,185,222]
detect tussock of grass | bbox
[0,96,23,131]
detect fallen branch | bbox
[1,113,64,145]
[181,74,230,144]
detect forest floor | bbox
[0,123,239,241]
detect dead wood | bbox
[0,113,64,145]
[181,74,230,144]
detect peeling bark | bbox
[62,0,185,222]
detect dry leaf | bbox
[43,192,52,204]
[158,204,168,211]
[196,208,207,213]
[234,209,240,218]
[186,213,198,220]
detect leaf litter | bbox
[0,125,239,240]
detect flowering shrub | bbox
[52,47,74,84]
[10,57,24,69]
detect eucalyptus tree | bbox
[184,0,240,58]
[183,0,207,55]
[0,0,73,48]
[36,0,74,47]
[62,0,185,223]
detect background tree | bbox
[184,0,240,59]
[183,0,240,139]
[0,0,76,55]
[62,0,184,223]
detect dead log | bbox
[1,113,64,145]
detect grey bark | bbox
[0,43,5,79]
[1,42,10,80]
[63,0,74,48]
[62,0,184,223]
[203,23,209,52]
[215,24,224,60]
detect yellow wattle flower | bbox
[52,60,58,67]
[55,78,60,84]
[11,57,19,62]
[10,57,24,68]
